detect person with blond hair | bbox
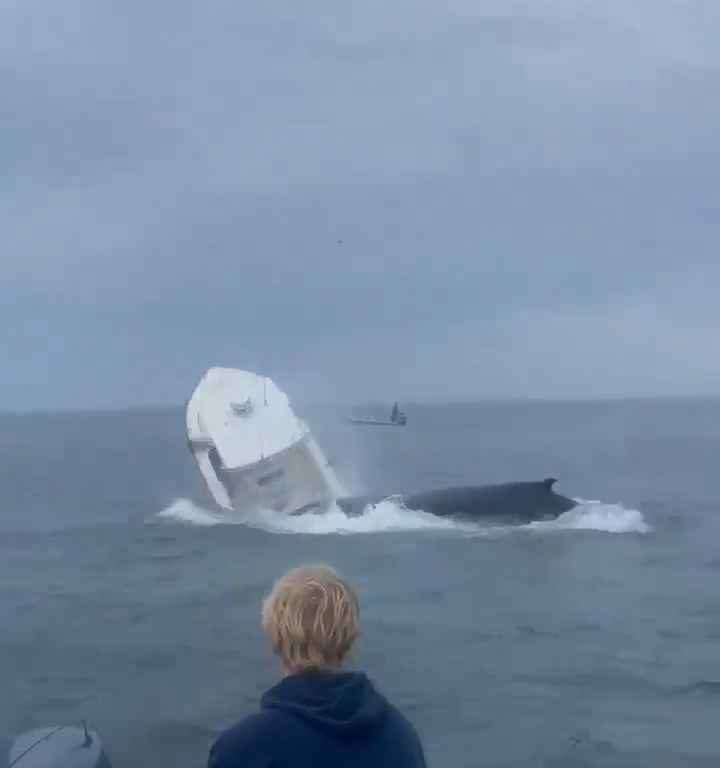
[208,563,427,768]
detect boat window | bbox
[208,447,224,474]
[257,468,285,486]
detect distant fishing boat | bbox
[349,401,407,427]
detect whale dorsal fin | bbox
[543,477,558,489]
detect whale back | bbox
[336,479,576,522]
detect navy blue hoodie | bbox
[208,670,427,768]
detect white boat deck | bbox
[187,367,307,470]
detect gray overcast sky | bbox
[3,0,720,409]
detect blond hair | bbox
[261,564,360,672]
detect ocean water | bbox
[2,400,719,767]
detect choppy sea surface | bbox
[2,400,719,767]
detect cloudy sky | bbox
[3,0,719,409]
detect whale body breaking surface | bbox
[335,478,577,524]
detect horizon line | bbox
[2,392,720,416]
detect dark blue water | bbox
[2,400,719,766]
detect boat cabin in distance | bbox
[349,401,407,427]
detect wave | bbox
[672,680,720,697]
[156,499,228,527]
[523,499,651,534]
[155,496,649,536]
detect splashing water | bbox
[156,497,466,535]
[155,496,649,536]
[526,499,651,534]
[156,499,229,527]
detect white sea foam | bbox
[156,498,228,526]
[524,498,651,534]
[156,496,649,536]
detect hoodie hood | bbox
[261,671,389,736]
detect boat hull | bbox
[348,418,406,427]
[186,368,344,516]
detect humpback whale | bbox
[336,478,577,523]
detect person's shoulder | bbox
[381,699,426,764]
[384,701,422,740]
[208,710,288,768]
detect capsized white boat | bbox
[186,367,346,516]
